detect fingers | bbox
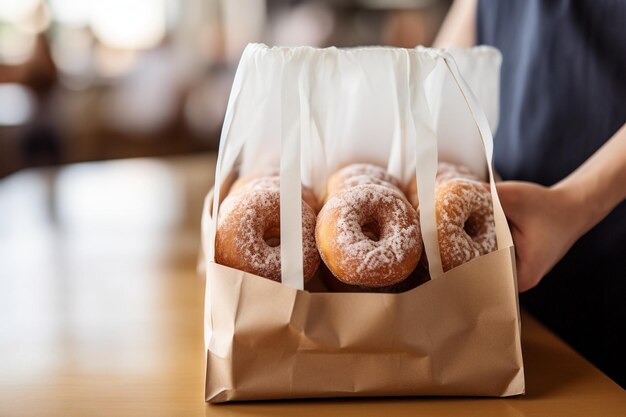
[516,262,541,292]
[496,182,525,214]
[515,249,542,292]
[496,182,519,217]
[495,181,553,292]
[509,221,542,292]
[510,229,529,292]
[514,239,546,293]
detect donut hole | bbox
[463,216,481,239]
[263,227,281,247]
[361,220,381,242]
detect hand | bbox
[496,124,626,292]
[496,181,586,292]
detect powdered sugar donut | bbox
[230,175,321,213]
[316,184,422,288]
[435,179,496,271]
[229,167,280,194]
[326,163,403,201]
[405,162,481,208]
[435,162,481,185]
[404,177,420,209]
[216,188,320,282]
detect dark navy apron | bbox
[478,0,626,387]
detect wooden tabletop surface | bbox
[0,154,624,416]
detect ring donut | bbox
[326,163,403,201]
[435,179,496,271]
[230,175,321,213]
[216,188,320,282]
[316,184,422,287]
[405,162,481,209]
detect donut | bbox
[405,162,481,208]
[229,175,256,194]
[435,179,496,271]
[216,188,320,282]
[229,167,280,194]
[405,176,420,209]
[230,175,321,213]
[435,162,481,185]
[326,163,403,201]
[316,184,423,288]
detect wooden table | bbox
[0,154,624,416]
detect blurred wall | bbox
[0,0,450,177]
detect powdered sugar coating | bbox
[435,179,496,271]
[335,174,405,198]
[216,188,319,282]
[326,163,402,201]
[316,184,422,287]
[230,175,321,213]
[405,162,481,208]
[435,162,481,185]
[229,168,279,194]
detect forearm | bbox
[433,0,477,48]
[553,123,626,236]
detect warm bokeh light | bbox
[271,3,334,47]
[50,26,93,81]
[90,0,166,50]
[0,84,35,126]
[0,25,36,64]
[0,0,40,22]
[93,44,138,77]
[48,0,90,27]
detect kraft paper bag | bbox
[202,44,524,402]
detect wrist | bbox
[551,179,604,238]
[550,124,626,236]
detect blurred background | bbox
[0,0,451,177]
[0,2,453,399]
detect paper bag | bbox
[202,44,524,402]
